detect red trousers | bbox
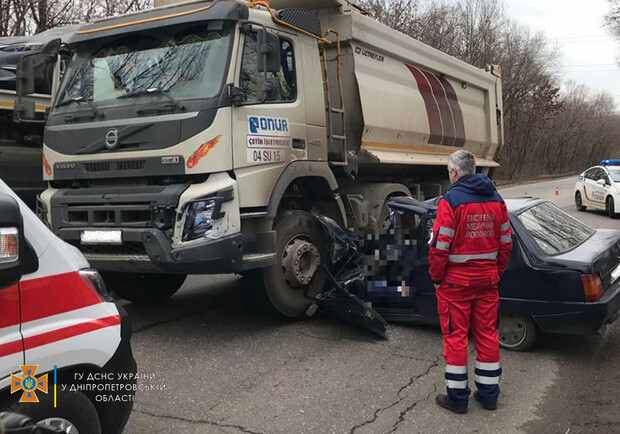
[437,281,501,407]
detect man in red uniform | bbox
[429,150,512,414]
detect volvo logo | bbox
[104,129,119,149]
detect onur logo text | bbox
[248,116,289,136]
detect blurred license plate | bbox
[612,264,620,284]
[80,230,122,245]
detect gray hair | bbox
[448,150,476,177]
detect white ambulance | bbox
[0,178,136,433]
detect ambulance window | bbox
[239,32,297,103]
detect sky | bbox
[507,0,620,106]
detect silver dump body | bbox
[274,0,503,168]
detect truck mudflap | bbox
[307,215,388,339]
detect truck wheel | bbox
[575,191,586,211]
[262,211,329,318]
[498,313,536,351]
[7,389,101,434]
[103,273,186,304]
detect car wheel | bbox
[606,196,619,219]
[575,191,586,211]
[261,211,329,318]
[102,272,186,304]
[498,313,536,351]
[7,389,101,434]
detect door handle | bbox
[292,138,306,150]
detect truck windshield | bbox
[518,201,594,255]
[55,21,233,112]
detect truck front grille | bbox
[83,160,146,172]
[84,162,111,172]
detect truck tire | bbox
[7,389,101,434]
[103,273,186,304]
[261,211,330,318]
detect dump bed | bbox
[319,7,502,168]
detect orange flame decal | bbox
[187,135,221,169]
[42,155,52,176]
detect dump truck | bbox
[15,0,504,316]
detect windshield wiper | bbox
[119,87,184,110]
[55,97,102,118]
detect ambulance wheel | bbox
[575,191,586,211]
[103,272,186,304]
[498,313,536,351]
[261,211,329,318]
[8,389,101,434]
[607,196,618,219]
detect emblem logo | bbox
[105,129,119,149]
[11,365,48,403]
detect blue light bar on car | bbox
[601,159,620,166]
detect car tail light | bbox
[80,269,114,302]
[0,227,19,263]
[582,273,604,302]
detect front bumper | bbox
[57,227,277,274]
[532,279,620,335]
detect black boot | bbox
[474,392,497,410]
[435,394,467,414]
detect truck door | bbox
[231,28,307,179]
[0,283,24,381]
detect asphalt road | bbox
[122,175,620,434]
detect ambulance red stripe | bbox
[0,314,120,357]
[0,340,24,358]
[23,314,120,350]
[19,272,103,323]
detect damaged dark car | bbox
[314,197,620,351]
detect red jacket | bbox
[429,174,512,286]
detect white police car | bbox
[574,159,620,218]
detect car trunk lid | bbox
[552,229,620,290]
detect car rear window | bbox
[518,202,594,255]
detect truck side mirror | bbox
[14,38,61,123]
[596,179,606,186]
[257,29,281,73]
[0,194,26,290]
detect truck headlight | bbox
[181,199,216,241]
